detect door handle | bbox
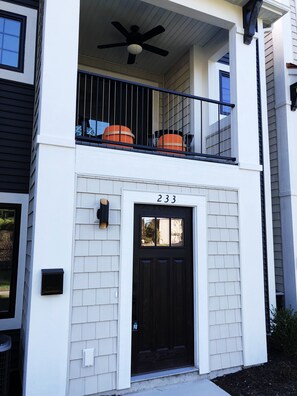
[132,321,138,331]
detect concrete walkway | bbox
[126,379,230,395]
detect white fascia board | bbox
[142,0,242,29]
[76,145,242,190]
[260,0,290,25]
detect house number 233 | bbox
[157,194,176,204]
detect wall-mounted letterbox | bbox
[41,268,64,295]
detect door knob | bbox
[132,321,138,331]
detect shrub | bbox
[270,307,297,357]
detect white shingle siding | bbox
[69,176,243,394]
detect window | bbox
[141,216,184,247]
[0,11,26,72]
[0,203,21,319]
[219,70,231,115]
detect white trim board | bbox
[0,1,37,85]
[0,192,29,330]
[117,190,208,390]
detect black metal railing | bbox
[75,70,236,162]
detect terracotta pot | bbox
[157,134,186,153]
[103,125,134,147]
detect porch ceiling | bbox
[79,0,227,78]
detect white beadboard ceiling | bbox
[79,0,227,77]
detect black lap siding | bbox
[0,79,34,193]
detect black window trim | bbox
[0,203,21,319]
[0,10,27,73]
[219,70,231,116]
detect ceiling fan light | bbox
[127,44,143,55]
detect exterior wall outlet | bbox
[83,348,94,367]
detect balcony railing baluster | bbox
[75,70,236,162]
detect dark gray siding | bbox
[0,79,34,193]
[22,0,43,362]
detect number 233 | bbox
[157,194,176,204]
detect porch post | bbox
[229,25,260,166]
[23,0,79,395]
[229,25,267,367]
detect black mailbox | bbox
[290,82,297,111]
[41,268,64,295]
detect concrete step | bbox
[126,379,230,396]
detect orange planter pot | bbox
[103,125,135,147]
[157,134,186,153]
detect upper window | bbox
[219,70,231,116]
[0,11,26,72]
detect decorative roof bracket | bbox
[243,0,263,44]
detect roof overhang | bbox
[224,0,289,25]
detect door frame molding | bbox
[0,192,28,331]
[117,190,208,390]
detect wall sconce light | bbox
[290,82,297,111]
[97,199,109,229]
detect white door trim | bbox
[0,192,28,330]
[117,190,208,390]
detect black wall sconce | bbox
[97,199,109,229]
[290,82,297,111]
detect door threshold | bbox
[131,366,198,382]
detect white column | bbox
[230,25,267,366]
[229,26,260,167]
[239,172,267,366]
[23,0,80,395]
[273,12,297,309]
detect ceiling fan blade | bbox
[141,25,165,42]
[127,53,136,64]
[112,21,130,38]
[142,43,169,57]
[97,42,127,49]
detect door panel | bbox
[132,204,194,375]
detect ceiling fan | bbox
[97,21,169,64]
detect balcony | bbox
[75,70,235,163]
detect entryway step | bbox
[126,379,230,396]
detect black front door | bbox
[132,204,194,375]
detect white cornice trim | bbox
[224,0,289,25]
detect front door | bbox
[132,204,194,375]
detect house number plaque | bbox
[157,194,177,204]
